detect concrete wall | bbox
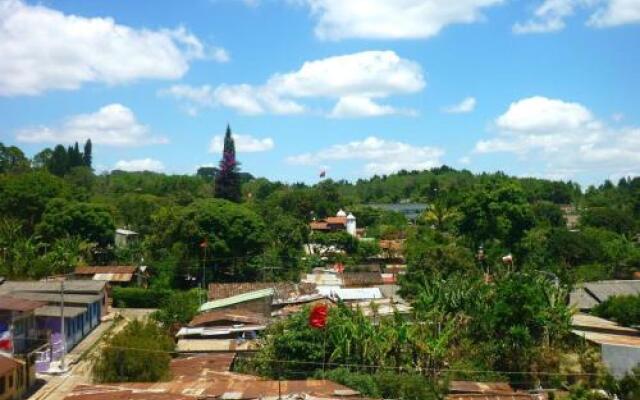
[601,344,640,378]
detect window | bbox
[0,375,5,394]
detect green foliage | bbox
[0,170,69,231]
[112,287,173,308]
[593,294,640,327]
[152,289,203,329]
[458,183,535,248]
[215,125,242,202]
[36,198,115,245]
[92,319,174,383]
[311,231,359,254]
[0,142,30,173]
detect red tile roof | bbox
[0,295,45,312]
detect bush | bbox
[593,294,640,327]
[152,289,203,329]
[92,319,175,382]
[112,287,172,308]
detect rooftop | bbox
[0,294,45,312]
[208,282,317,302]
[7,292,102,305]
[200,289,274,313]
[34,305,87,318]
[189,310,268,327]
[0,354,23,376]
[0,280,107,295]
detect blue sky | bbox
[0,0,639,185]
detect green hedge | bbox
[112,287,172,308]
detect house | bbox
[367,203,428,222]
[73,265,147,288]
[570,280,640,311]
[0,281,108,356]
[0,355,33,400]
[200,288,275,316]
[447,380,545,400]
[63,353,362,400]
[0,295,44,356]
[572,313,640,378]
[114,228,138,248]
[309,209,357,237]
[176,310,268,353]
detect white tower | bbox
[336,209,347,217]
[346,213,357,236]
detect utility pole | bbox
[59,278,66,372]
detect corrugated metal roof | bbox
[8,292,101,305]
[572,329,640,347]
[93,273,134,282]
[447,395,539,400]
[341,272,383,287]
[170,353,235,375]
[116,229,138,236]
[176,339,260,352]
[199,289,274,312]
[189,310,268,327]
[208,282,316,302]
[569,288,600,310]
[75,266,137,275]
[0,294,45,312]
[34,305,86,318]
[572,313,640,335]
[0,280,106,294]
[449,381,514,394]
[350,299,412,317]
[317,287,383,301]
[583,280,640,303]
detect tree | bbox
[0,143,30,173]
[48,145,69,176]
[214,125,242,202]
[147,199,268,281]
[36,198,115,246]
[83,139,92,168]
[0,171,69,230]
[152,289,202,331]
[32,148,53,169]
[92,319,174,383]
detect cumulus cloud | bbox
[16,104,167,146]
[161,51,424,117]
[114,158,165,172]
[209,134,275,153]
[474,96,640,177]
[0,0,226,96]
[514,0,640,34]
[299,0,504,40]
[443,97,477,114]
[286,136,444,175]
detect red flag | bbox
[319,169,326,178]
[333,263,344,273]
[309,304,328,329]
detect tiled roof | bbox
[325,216,347,225]
[0,294,44,312]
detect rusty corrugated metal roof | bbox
[449,381,514,394]
[189,310,268,327]
[208,282,317,302]
[75,266,137,275]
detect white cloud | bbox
[114,158,165,172]
[161,51,424,117]
[514,0,640,34]
[589,0,640,26]
[0,0,226,96]
[513,0,576,33]
[458,156,471,165]
[474,96,640,178]
[16,104,167,146]
[443,97,477,114]
[209,134,275,153]
[300,0,504,40]
[286,136,444,175]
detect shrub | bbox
[92,319,175,382]
[112,287,172,308]
[593,294,640,327]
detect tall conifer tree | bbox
[214,125,242,202]
[83,139,93,168]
